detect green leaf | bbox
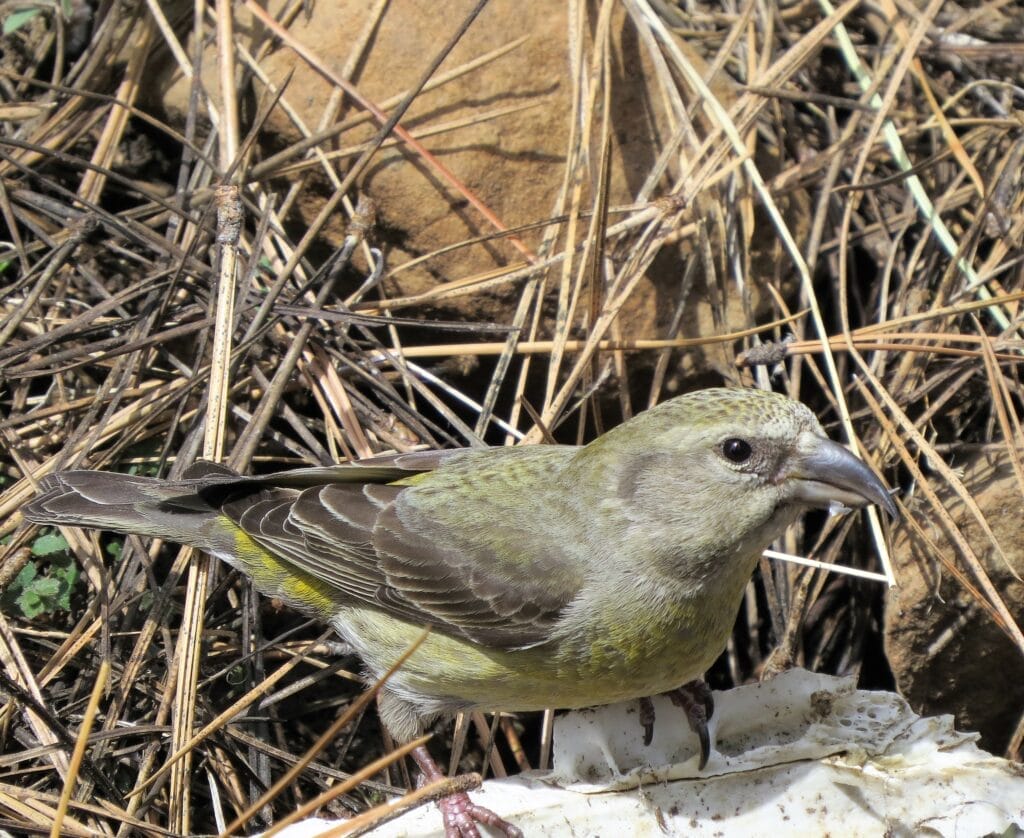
[0,565,32,615]
[32,577,60,597]
[31,531,70,557]
[17,589,44,618]
[15,562,37,586]
[3,8,42,34]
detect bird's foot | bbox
[411,744,523,838]
[438,790,524,838]
[667,679,714,769]
[639,678,715,769]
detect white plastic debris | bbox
[275,669,1024,837]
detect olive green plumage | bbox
[23,387,894,742]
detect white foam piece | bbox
[272,669,1024,837]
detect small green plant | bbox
[2,0,72,36]
[0,239,15,274]
[1,530,80,618]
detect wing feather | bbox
[216,446,584,649]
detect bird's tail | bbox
[22,464,235,548]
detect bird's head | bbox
[575,388,895,571]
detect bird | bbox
[23,387,896,837]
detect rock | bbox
[885,449,1024,754]
[149,0,801,384]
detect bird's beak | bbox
[783,433,897,517]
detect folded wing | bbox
[217,447,585,649]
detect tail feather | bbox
[23,454,453,551]
[23,471,223,544]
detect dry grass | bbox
[1,0,1023,834]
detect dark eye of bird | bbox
[722,437,753,463]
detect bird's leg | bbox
[639,678,715,769]
[638,695,656,746]
[410,744,523,838]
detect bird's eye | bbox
[721,438,753,463]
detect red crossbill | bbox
[24,387,895,837]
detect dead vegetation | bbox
[1,0,1023,834]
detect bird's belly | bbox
[334,598,730,714]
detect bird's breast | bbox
[549,590,730,700]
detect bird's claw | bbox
[639,678,715,770]
[439,790,524,838]
[667,679,714,769]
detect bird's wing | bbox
[217,448,584,649]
